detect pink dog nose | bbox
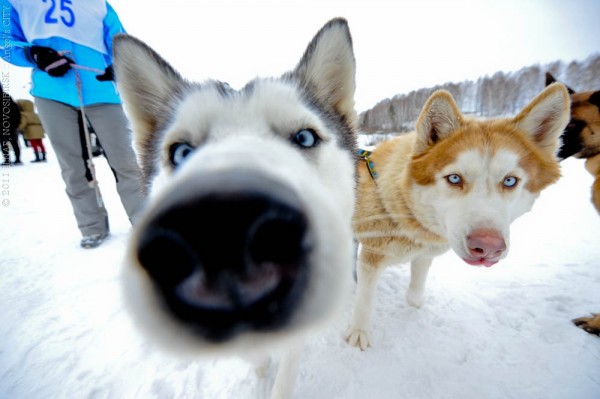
[467,229,506,258]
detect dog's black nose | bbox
[135,171,311,341]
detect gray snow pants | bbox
[35,98,146,237]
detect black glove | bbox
[96,65,114,82]
[28,46,73,77]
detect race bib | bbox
[9,0,108,54]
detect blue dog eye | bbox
[446,174,462,185]
[293,129,319,148]
[503,176,518,188]
[170,143,194,167]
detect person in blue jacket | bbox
[1,0,146,248]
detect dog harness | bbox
[357,149,378,181]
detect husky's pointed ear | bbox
[514,83,570,158]
[414,90,462,153]
[113,34,188,140]
[293,18,356,123]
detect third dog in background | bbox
[546,72,600,336]
[547,72,600,215]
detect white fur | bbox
[114,18,357,399]
[411,148,537,264]
[128,131,355,352]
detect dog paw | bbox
[572,314,600,336]
[345,327,372,350]
[406,289,424,308]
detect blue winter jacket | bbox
[1,0,125,107]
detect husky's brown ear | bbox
[414,90,463,153]
[292,18,356,124]
[514,83,570,158]
[113,34,188,143]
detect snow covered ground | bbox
[1,142,599,399]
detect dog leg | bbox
[345,250,384,350]
[270,346,303,399]
[406,256,433,308]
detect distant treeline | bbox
[359,54,600,134]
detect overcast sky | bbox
[3,0,600,112]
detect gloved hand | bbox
[96,65,114,82]
[28,46,73,77]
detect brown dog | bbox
[546,72,600,336]
[345,84,570,350]
[546,73,600,213]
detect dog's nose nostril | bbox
[467,229,506,259]
[248,210,306,267]
[137,228,198,289]
[471,247,485,255]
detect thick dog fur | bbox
[546,73,600,336]
[346,83,570,350]
[113,18,357,398]
[546,72,600,215]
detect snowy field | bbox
[1,142,599,399]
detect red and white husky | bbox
[347,83,571,350]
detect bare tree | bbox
[359,54,600,135]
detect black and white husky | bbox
[113,18,357,398]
